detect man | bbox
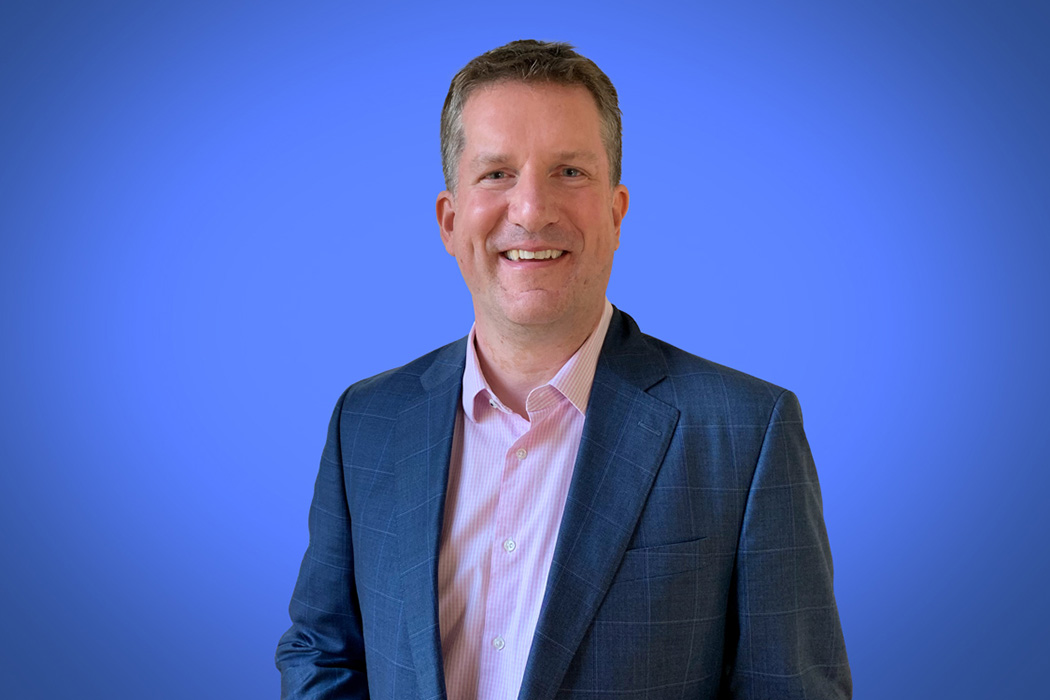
[277,40,851,700]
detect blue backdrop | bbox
[2,2,1047,698]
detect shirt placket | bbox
[476,418,535,700]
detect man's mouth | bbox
[502,249,565,261]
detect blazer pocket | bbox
[612,536,708,584]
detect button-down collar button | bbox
[516,448,527,460]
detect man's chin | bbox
[485,293,569,331]
[503,307,566,330]
[484,293,606,339]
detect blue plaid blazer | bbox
[277,308,851,699]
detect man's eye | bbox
[484,171,507,180]
[562,167,582,177]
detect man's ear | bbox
[436,190,456,255]
[611,184,629,250]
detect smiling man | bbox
[277,40,852,700]
[436,79,628,418]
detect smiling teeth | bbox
[505,249,564,261]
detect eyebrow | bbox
[469,153,511,169]
[551,150,601,164]
[468,150,602,169]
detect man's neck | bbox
[473,307,604,419]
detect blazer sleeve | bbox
[275,390,370,700]
[724,390,852,699]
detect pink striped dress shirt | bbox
[437,300,614,700]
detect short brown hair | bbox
[440,39,622,191]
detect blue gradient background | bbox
[2,2,1047,698]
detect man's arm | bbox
[276,391,369,700]
[723,390,852,699]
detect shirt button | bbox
[489,399,498,408]
[516,448,527,460]
[492,636,505,651]
[503,538,516,553]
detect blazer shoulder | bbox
[640,332,793,421]
[335,336,467,419]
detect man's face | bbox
[437,81,629,339]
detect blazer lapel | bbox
[519,310,681,700]
[393,340,466,700]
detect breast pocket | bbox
[611,536,708,584]
[596,536,710,627]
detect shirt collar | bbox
[461,299,614,422]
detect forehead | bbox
[459,81,605,161]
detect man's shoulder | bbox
[650,333,800,427]
[652,333,785,397]
[611,310,790,411]
[333,336,467,417]
[619,323,793,425]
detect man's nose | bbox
[507,172,558,232]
